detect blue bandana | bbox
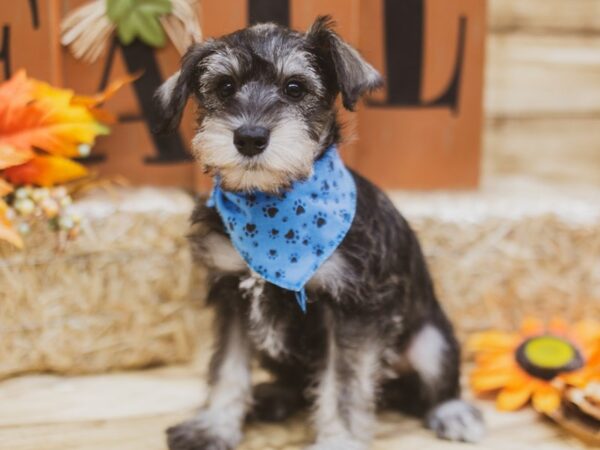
[208,146,356,312]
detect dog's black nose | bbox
[233,126,270,156]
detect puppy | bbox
[155,16,484,450]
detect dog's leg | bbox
[249,354,308,422]
[306,312,380,450]
[405,317,485,443]
[167,277,251,450]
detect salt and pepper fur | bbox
[157,16,484,450]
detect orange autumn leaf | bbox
[0,70,32,106]
[0,199,22,248]
[71,73,140,125]
[0,70,109,160]
[4,155,88,187]
[0,143,34,170]
[72,72,140,107]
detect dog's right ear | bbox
[154,42,214,133]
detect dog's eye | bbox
[217,78,236,99]
[284,80,305,100]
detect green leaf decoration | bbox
[106,0,172,48]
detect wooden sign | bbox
[0,0,62,84]
[357,0,486,189]
[2,0,485,190]
[200,0,485,190]
[60,0,197,189]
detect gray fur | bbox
[156,16,483,450]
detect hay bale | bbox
[392,178,600,338]
[0,187,204,379]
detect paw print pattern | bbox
[245,193,258,206]
[313,212,327,228]
[262,203,279,218]
[293,199,306,215]
[337,209,352,224]
[227,217,237,231]
[274,269,286,279]
[244,223,258,237]
[284,229,298,244]
[213,147,356,304]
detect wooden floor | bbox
[0,358,591,450]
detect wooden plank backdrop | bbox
[2,1,487,191]
[2,1,597,188]
[484,0,600,186]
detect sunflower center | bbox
[516,335,584,380]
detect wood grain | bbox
[489,0,600,34]
[484,118,600,185]
[0,364,590,450]
[485,34,600,117]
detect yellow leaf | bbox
[0,71,109,159]
[3,155,88,186]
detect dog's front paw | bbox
[166,420,232,450]
[249,382,306,423]
[426,399,485,443]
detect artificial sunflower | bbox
[468,318,600,414]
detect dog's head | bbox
[155,16,382,193]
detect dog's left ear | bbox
[153,41,215,133]
[307,16,383,111]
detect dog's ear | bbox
[153,41,214,133]
[307,16,383,111]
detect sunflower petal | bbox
[549,317,569,336]
[532,385,561,413]
[497,383,534,411]
[467,331,520,353]
[521,317,544,336]
[471,368,516,393]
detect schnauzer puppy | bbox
[155,16,484,450]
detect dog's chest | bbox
[240,274,328,361]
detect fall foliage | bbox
[0,70,126,247]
